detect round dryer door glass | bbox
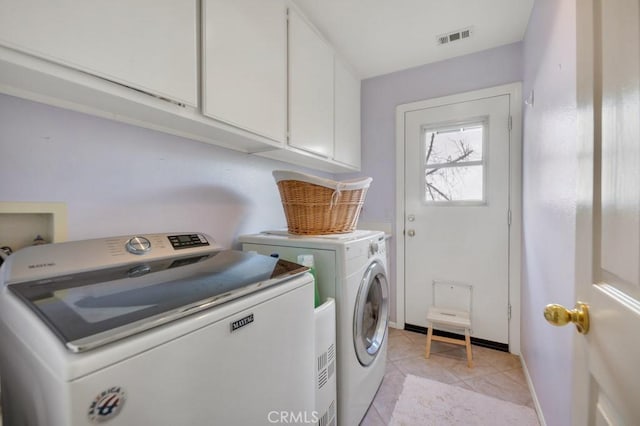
[353,261,389,366]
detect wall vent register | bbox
[437,26,473,45]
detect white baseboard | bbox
[521,355,546,426]
[388,321,399,329]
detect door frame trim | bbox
[573,0,595,423]
[394,82,523,354]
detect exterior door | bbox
[570,0,640,423]
[403,93,512,345]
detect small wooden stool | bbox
[424,281,473,367]
[425,307,473,367]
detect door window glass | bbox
[423,121,486,203]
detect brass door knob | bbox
[544,302,590,334]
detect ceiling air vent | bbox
[437,26,473,46]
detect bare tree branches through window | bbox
[423,123,485,202]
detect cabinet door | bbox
[0,0,197,107]
[334,58,361,168]
[202,0,287,143]
[288,9,334,158]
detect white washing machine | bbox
[0,233,316,426]
[240,230,389,426]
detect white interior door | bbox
[404,93,511,345]
[571,0,640,424]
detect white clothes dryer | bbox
[240,230,389,426]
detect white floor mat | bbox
[390,375,539,426]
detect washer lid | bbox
[8,250,306,352]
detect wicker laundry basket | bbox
[273,170,372,235]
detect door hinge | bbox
[508,115,513,131]
[507,209,512,226]
[508,304,512,320]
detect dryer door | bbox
[353,261,389,366]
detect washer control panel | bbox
[4,232,220,284]
[125,236,152,255]
[168,234,210,250]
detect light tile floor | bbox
[361,328,535,425]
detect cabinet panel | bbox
[202,0,287,143]
[288,9,334,158]
[0,0,197,107]
[334,58,361,168]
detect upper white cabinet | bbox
[288,8,335,158]
[0,0,198,107]
[334,58,362,168]
[0,1,360,172]
[202,0,287,144]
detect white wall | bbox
[358,42,523,322]
[0,93,328,249]
[521,1,577,425]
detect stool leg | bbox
[465,329,473,368]
[425,326,433,359]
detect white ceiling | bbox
[292,0,535,79]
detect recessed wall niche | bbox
[0,202,67,253]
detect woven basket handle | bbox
[329,182,347,209]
